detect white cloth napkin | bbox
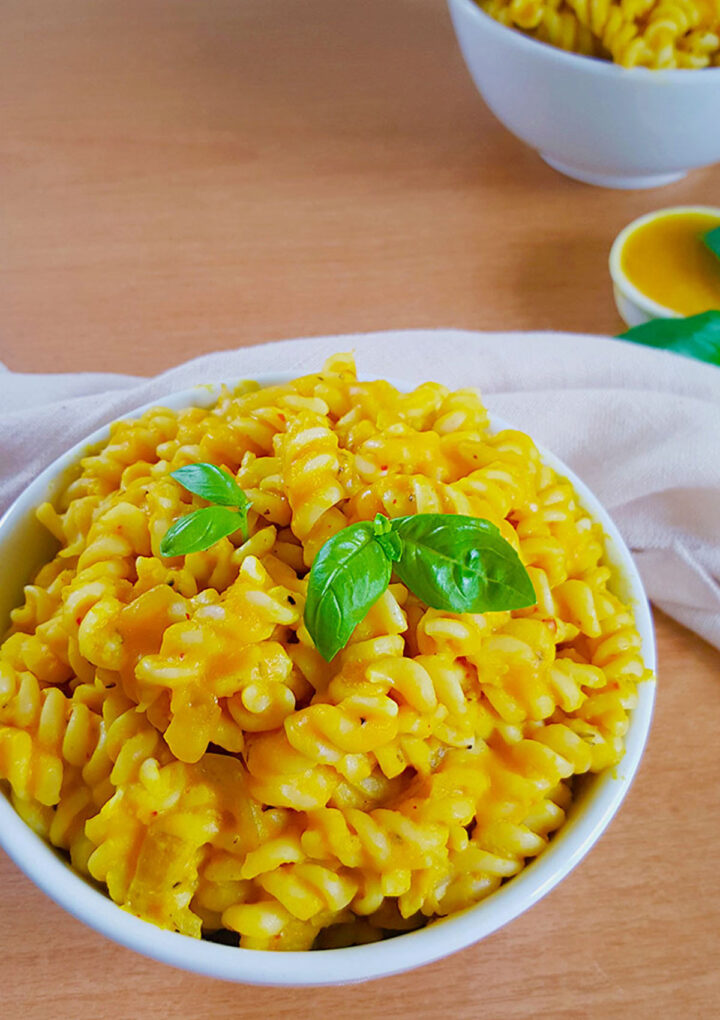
[1,330,719,649]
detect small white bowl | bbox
[0,377,656,985]
[448,0,720,189]
[609,206,720,327]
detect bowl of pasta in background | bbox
[0,369,656,985]
[448,0,720,189]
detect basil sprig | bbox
[305,513,536,661]
[702,225,720,263]
[160,463,251,557]
[618,310,720,367]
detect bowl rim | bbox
[609,205,720,322]
[450,0,720,81]
[0,373,656,985]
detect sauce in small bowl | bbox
[610,207,720,327]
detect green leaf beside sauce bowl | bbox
[703,225,720,263]
[618,310,720,367]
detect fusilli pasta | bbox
[0,354,653,950]
[479,0,720,67]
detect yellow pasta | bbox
[0,354,653,950]
[479,0,720,67]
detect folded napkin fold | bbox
[1,330,719,649]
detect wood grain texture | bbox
[1,2,719,1018]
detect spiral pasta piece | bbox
[277,411,349,565]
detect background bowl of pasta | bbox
[448,0,720,188]
[0,361,655,984]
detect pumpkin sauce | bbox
[620,210,720,316]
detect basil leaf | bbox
[702,225,720,262]
[160,506,246,557]
[619,311,720,367]
[171,463,250,509]
[391,513,536,614]
[373,513,403,562]
[304,522,392,661]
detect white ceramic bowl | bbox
[0,376,656,985]
[609,206,720,326]
[448,0,720,189]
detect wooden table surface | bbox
[2,2,719,1017]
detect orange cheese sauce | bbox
[620,210,720,316]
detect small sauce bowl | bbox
[610,206,720,327]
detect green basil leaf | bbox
[171,463,250,509]
[304,522,392,661]
[160,506,246,558]
[618,310,720,367]
[373,513,403,562]
[702,225,720,262]
[391,513,536,614]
